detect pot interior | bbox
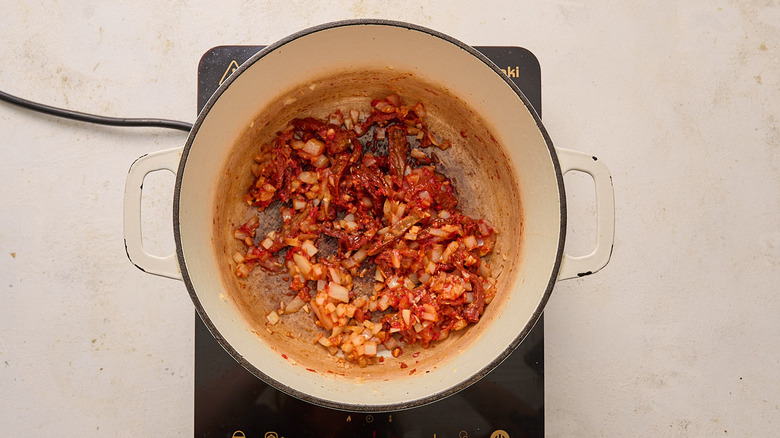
[176,21,563,410]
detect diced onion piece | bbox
[302,138,325,156]
[383,336,398,350]
[292,198,307,210]
[290,139,305,150]
[352,248,368,264]
[328,267,343,285]
[442,241,459,263]
[328,112,344,126]
[235,263,250,278]
[297,171,318,185]
[378,294,391,311]
[413,102,426,118]
[327,282,350,303]
[292,253,313,277]
[341,257,358,270]
[422,311,438,322]
[410,148,427,160]
[363,341,378,356]
[401,309,412,326]
[374,101,395,113]
[386,276,401,290]
[479,260,493,278]
[463,235,478,250]
[312,154,330,168]
[302,240,318,257]
[266,310,279,325]
[232,252,245,264]
[430,244,443,263]
[285,295,306,313]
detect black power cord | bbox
[0,89,193,132]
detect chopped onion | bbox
[374,101,395,113]
[292,253,313,277]
[430,244,443,263]
[328,112,343,126]
[410,148,427,160]
[285,295,306,313]
[463,235,478,250]
[291,140,305,150]
[235,263,249,278]
[327,282,350,303]
[478,260,492,278]
[413,102,426,118]
[301,240,318,257]
[386,275,401,290]
[312,154,330,168]
[401,309,412,326]
[328,267,343,285]
[302,138,325,156]
[442,241,459,263]
[352,248,368,264]
[297,171,318,185]
[363,341,378,356]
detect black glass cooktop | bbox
[195,45,544,438]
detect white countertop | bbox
[1,1,778,436]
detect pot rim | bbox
[172,18,567,412]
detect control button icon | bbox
[232,432,246,438]
[264,432,279,438]
[366,414,374,423]
[490,430,510,438]
[458,431,469,438]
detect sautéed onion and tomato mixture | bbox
[232,95,499,367]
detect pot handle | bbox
[123,147,184,281]
[555,148,615,280]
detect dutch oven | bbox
[123,19,615,412]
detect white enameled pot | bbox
[123,20,614,412]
